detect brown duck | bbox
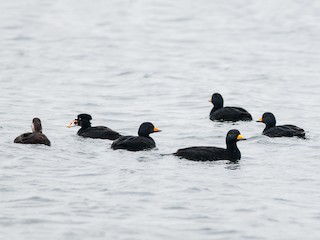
[14,118,51,146]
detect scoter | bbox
[174,129,246,161]
[67,113,121,140]
[209,93,252,122]
[257,112,305,138]
[14,118,51,146]
[111,122,161,151]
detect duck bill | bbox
[67,120,77,128]
[237,134,246,141]
[153,127,161,132]
[256,117,263,123]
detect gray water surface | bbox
[1,0,320,239]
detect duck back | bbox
[14,132,51,146]
[210,107,252,121]
[78,126,121,140]
[111,136,155,151]
[263,125,305,138]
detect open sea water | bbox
[1,0,320,239]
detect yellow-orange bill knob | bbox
[67,120,75,128]
[237,134,244,140]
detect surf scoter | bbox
[14,118,51,146]
[174,129,245,161]
[257,112,305,138]
[111,122,161,151]
[209,93,252,122]
[67,113,121,140]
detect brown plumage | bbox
[14,118,51,146]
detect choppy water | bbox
[1,0,320,239]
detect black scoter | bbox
[67,113,121,140]
[111,122,161,151]
[209,93,252,122]
[174,129,245,161]
[257,112,305,138]
[14,118,51,146]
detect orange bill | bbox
[67,120,77,128]
[237,134,246,140]
[154,127,161,132]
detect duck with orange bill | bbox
[257,112,305,138]
[174,129,246,162]
[67,113,121,140]
[111,122,161,151]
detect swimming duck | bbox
[174,129,245,161]
[111,122,161,151]
[209,93,252,121]
[67,113,121,140]
[257,112,305,138]
[14,118,51,146]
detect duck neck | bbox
[211,105,221,115]
[227,142,239,151]
[226,141,240,160]
[264,122,275,131]
[211,101,223,113]
[210,108,216,115]
[32,121,42,133]
[32,127,42,133]
[139,132,150,138]
[80,121,91,131]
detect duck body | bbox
[209,93,252,122]
[258,112,305,138]
[111,136,155,151]
[14,132,51,146]
[78,126,121,140]
[174,129,245,161]
[210,107,252,122]
[263,125,305,138]
[111,122,160,152]
[68,114,121,140]
[175,146,240,161]
[14,118,51,146]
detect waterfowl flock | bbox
[13,93,306,162]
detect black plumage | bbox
[111,122,161,151]
[68,114,121,140]
[209,93,252,122]
[174,129,246,161]
[257,112,305,138]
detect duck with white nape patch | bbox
[67,113,121,140]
